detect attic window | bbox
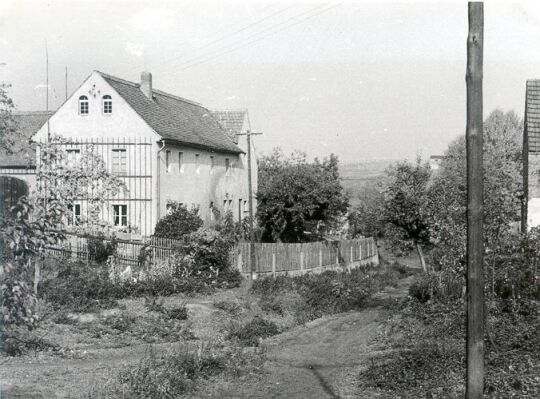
[102,95,112,114]
[79,95,89,115]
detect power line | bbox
[144,4,297,74]
[167,3,342,73]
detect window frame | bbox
[79,95,89,115]
[178,152,184,173]
[67,203,81,225]
[111,148,127,176]
[113,204,128,227]
[225,158,230,176]
[165,150,171,173]
[102,95,112,114]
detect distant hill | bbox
[339,159,396,206]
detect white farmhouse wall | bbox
[158,143,253,224]
[32,72,160,236]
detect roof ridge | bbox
[152,89,203,107]
[96,70,203,107]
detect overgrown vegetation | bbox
[252,264,401,324]
[82,344,263,398]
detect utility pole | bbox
[466,3,484,398]
[237,130,262,280]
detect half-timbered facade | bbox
[1,71,256,236]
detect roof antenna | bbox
[46,40,50,141]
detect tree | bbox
[348,178,387,239]
[34,136,127,229]
[383,157,431,270]
[154,201,203,239]
[425,110,523,273]
[256,149,349,243]
[0,83,18,153]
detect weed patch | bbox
[228,316,280,347]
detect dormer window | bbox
[79,95,89,115]
[102,95,112,114]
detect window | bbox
[225,158,230,176]
[102,95,112,114]
[66,149,80,164]
[223,199,228,212]
[195,154,200,174]
[210,156,215,173]
[67,204,81,225]
[112,149,127,175]
[79,95,89,115]
[238,199,243,222]
[209,202,215,222]
[178,152,184,173]
[113,205,128,226]
[165,150,171,173]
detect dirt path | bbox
[200,275,414,399]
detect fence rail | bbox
[43,232,378,275]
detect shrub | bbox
[40,260,119,312]
[82,345,255,398]
[408,272,463,303]
[228,316,280,346]
[88,233,117,264]
[154,201,203,239]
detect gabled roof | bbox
[0,111,53,168]
[97,71,243,154]
[526,80,540,153]
[211,110,247,145]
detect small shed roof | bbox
[0,111,53,168]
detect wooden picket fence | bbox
[43,233,378,275]
[45,233,184,267]
[231,237,378,276]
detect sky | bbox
[1,0,540,163]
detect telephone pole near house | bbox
[466,2,484,398]
[237,130,262,280]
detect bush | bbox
[154,201,203,239]
[88,233,117,264]
[228,316,280,346]
[83,344,260,398]
[252,266,401,324]
[40,261,119,312]
[408,272,463,303]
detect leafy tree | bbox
[34,136,126,228]
[0,83,18,153]
[154,201,203,239]
[256,149,349,242]
[383,158,431,270]
[425,110,523,274]
[348,179,387,238]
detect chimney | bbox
[140,71,152,99]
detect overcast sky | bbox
[2,0,540,162]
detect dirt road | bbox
[199,276,413,399]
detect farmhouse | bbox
[0,71,257,236]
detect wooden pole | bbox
[466,3,484,398]
[237,130,262,280]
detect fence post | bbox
[272,253,276,279]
